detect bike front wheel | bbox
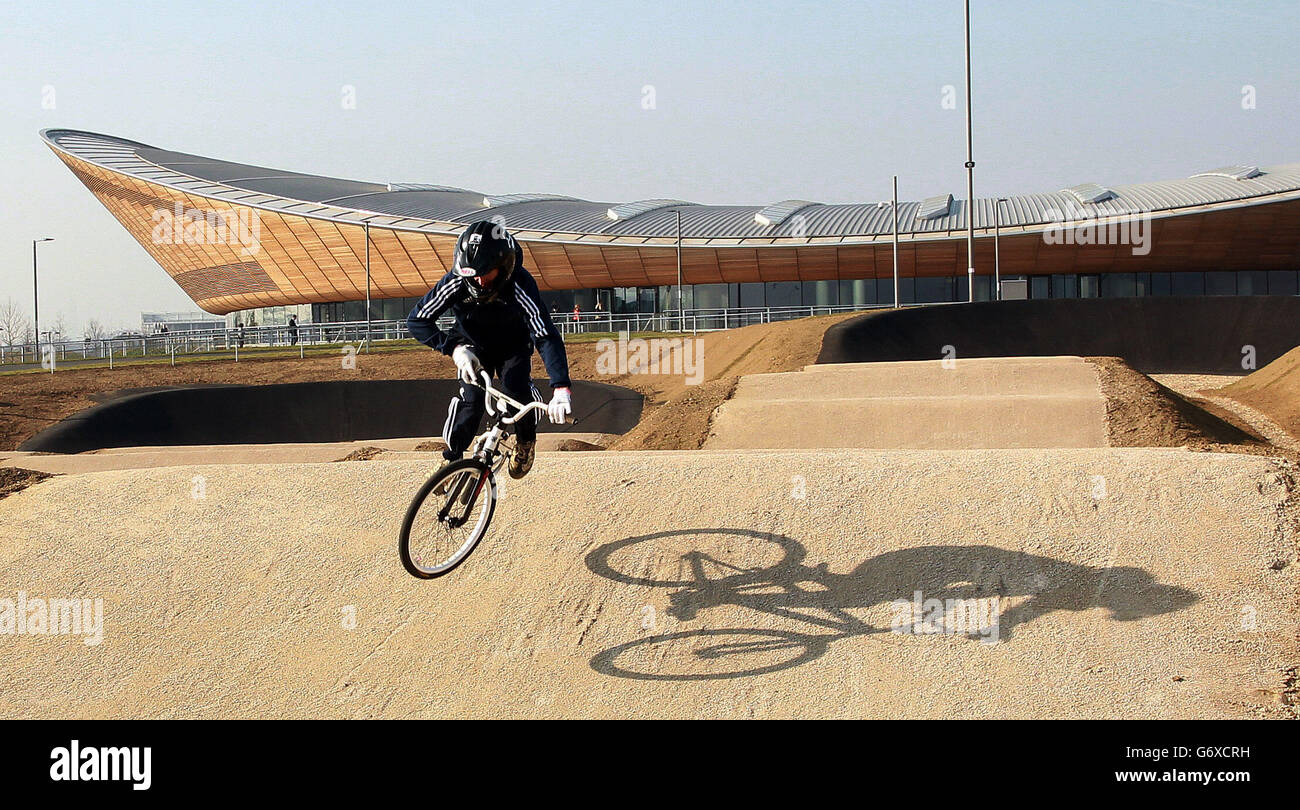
[399,458,497,578]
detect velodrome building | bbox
[42,129,1300,324]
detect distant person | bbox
[572,304,580,323]
[594,299,604,313]
[550,301,559,315]
[288,314,298,346]
[236,321,245,349]
[406,220,572,480]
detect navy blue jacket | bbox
[406,264,571,389]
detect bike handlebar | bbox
[473,371,574,426]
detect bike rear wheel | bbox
[399,458,497,578]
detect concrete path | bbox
[705,357,1109,450]
[0,448,1293,718]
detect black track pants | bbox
[442,350,542,459]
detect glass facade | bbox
[303,269,1300,323]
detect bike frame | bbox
[465,370,552,465]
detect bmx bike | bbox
[398,370,570,579]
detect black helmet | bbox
[453,220,518,303]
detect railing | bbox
[552,303,911,335]
[0,301,942,369]
[0,321,408,367]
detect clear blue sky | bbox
[2,0,1297,336]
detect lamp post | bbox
[363,221,372,353]
[675,209,683,332]
[994,198,1007,300]
[33,237,54,350]
[892,176,900,308]
[963,0,976,302]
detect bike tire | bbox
[399,458,497,579]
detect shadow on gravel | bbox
[586,528,1197,681]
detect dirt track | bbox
[2,310,1298,719]
[0,449,1294,718]
[0,314,859,453]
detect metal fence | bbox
[0,321,409,368]
[0,302,926,369]
[554,303,903,334]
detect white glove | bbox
[547,387,572,424]
[451,345,482,385]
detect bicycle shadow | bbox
[586,528,1198,681]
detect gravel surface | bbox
[1150,374,1245,395]
[0,449,1294,719]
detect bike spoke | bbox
[405,468,493,575]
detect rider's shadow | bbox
[585,528,1198,681]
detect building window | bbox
[1079,275,1100,298]
[1150,272,1172,296]
[915,276,954,303]
[739,283,765,308]
[801,280,838,307]
[765,281,801,308]
[636,286,658,313]
[1268,270,1298,296]
[838,279,876,306]
[1101,273,1135,298]
[1030,276,1050,299]
[1172,272,1204,296]
[693,284,728,310]
[1205,271,1236,296]
[1238,271,1267,296]
[612,287,638,313]
[1052,274,1078,298]
[899,277,917,304]
[876,277,900,306]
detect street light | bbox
[363,221,371,353]
[994,198,1008,300]
[675,209,683,332]
[33,237,54,348]
[963,0,976,302]
[892,176,900,308]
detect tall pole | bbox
[994,198,1006,300]
[33,238,53,349]
[892,176,900,308]
[364,221,372,353]
[32,241,38,349]
[964,0,976,302]
[675,209,683,332]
